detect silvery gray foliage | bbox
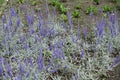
[0,6,120,80]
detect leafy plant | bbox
[49,0,61,8]
[103,5,114,12]
[60,4,67,14]
[93,0,100,5]
[61,14,68,21]
[72,10,79,18]
[49,0,57,6]
[116,0,120,10]
[0,0,4,7]
[86,5,96,14]
[74,4,81,9]
[32,1,37,6]
[18,0,25,4]
[54,0,61,9]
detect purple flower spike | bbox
[0,56,4,64]
[24,42,29,50]
[25,70,30,78]
[9,16,12,26]
[67,11,73,31]
[30,57,33,67]
[2,14,6,23]
[83,26,87,37]
[80,49,85,59]
[16,18,20,27]
[14,18,20,32]
[38,55,44,71]
[90,12,93,20]
[19,63,25,74]
[76,25,81,40]
[74,69,79,80]
[34,35,38,43]
[29,28,35,35]
[49,43,53,51]
[26,12,34,27]
[110,12,117,24]
[61,49,65,60]
[24,58,28,66]
[99,20,105,38]
[107,42,111,53]
[71,33,75,42]
[6,64,13,77]
[46,1,49,17]
[110,53,120,68]
[0,65,3,76]
[10,7,17,17]
[8,17,13,31]
[109,24,115,37]
[34,74,37,80]
[38,46,44,71]
[2,36,6,48]
[4,73,9,80]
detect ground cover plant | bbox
[0,0,120,80]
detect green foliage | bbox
[55,1,61,8]
[86,5,96,14]
[49,0,60,7]
[103,5,114,12]
[49,0,67,14]
[72,10,79,18]
[93,0,100,5]
[59,4,67,14]
[49,0,57,6]
[18,0,25,4]
[116,0,120,10]
[32,1,37,6]
[61,14,68,21]
[74,4,81,9]
[0,0,4,7]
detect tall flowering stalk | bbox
[74,69,79,80]
[45,0,49,18]
[26,10,35,35]
[10,7,17,17]
[0,65,3,76]
[110,53,120,68]
[67,11,73,31]
[6,64,13,78]
[19,63,25,74]
[38,46,44,71]
[80,49,85,60]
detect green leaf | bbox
[0,0,4,6]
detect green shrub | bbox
[59,4,67,14]
[93,0,100,5]
[49,0,61,8]
[74,4,81,9]
[18,0,25,4]
[61,14,68,21]
[72,10,79,18]
[103,5,114,12]
[116,0,120,10]
[86,5,96,14]
[0,0,4,7]
[32,1,37,6]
